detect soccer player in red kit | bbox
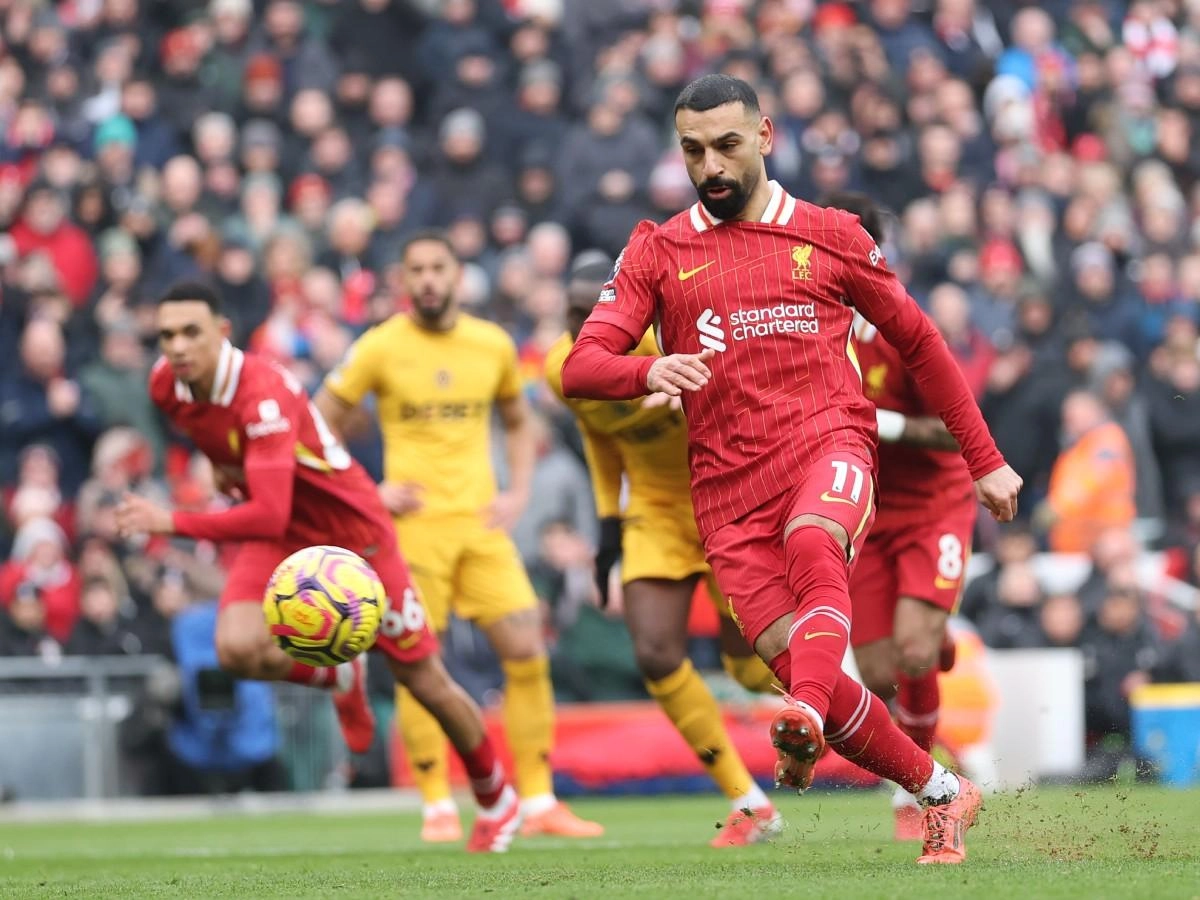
[825,192,978,842]
[116,282,521,852]
[561,75,1022,864]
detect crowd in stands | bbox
[2,0,1200,779]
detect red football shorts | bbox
[848,498,976,648]
[705,450,877,650]
[221,536,439,665]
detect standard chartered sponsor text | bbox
[728,303,820,340]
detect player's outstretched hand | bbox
[974,464,1023,522]
[642,392,683,411]
[116,492,174,537]
[483,490,528,532]
[379,481,424,517]
[646,349,715,397]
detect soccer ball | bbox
[263,545,385,666]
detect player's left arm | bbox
[487,341,535,531]
[875,407,960,451]
[839,222,1021,520]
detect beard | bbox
[695,171,757,220]
[412,291,453,325]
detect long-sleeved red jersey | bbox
[562,181,1006,537]
[150,341,392,548]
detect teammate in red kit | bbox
[561,75,1022,864]
[825,192,977,841]
[116,282,521,852]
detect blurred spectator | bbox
[1039,592,1086,648]
[975,559,1045,649]
[1080,585,1162,781]
[928,281,995,398]
[79,316,165,466]
[980,341,1068,515]
[1146,351,1200,527]
[1153,588,1200,684]
[0,319,101,493]
[1037,389,1136,553]
[9,183,98,306]
[510,413,596,563]
[0,582,60,660]
[64,576,142,656]
[0,516,80,643]
[1088,342,1163,523]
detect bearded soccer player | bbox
[561,75,1022,865]
[546,257,782,847]
[116,282,520,853]
[314,231,602,842]
[825,192,978,842]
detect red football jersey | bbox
[150,342,392,548]
[852,315,975,521]
[570,181,1004,537]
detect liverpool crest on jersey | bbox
[791,244,814,280]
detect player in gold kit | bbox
[316,230,602,842]
[545,258,782,846]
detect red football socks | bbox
[783,525,853,720]
[896,669,940,753]
[457,737,507,810]
[825,672,934,794]
[288,661,337,688]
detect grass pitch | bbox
[0,785,1196,899]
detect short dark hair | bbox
[401,228,458,262]
[158,281,223,314]
[821,191,886,243]
[674,74,760,116]
[568,259,613,285]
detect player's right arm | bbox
[837,219,1022,519]
[875,407,959,451]
[170,389,300,542]
[579,425,625,519]
[314,330,380,440]
[579,424,625,605]
[563,222,714,400]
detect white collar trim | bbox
[174,341,243,406]
[688,180,790,232]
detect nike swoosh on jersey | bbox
[819,491,857,506]
[677,261,716,281]
[804,631,840,640]
[934,576,960,590]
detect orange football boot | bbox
[770,699,826,792]
[420,809,463,843]
[916,776,983,864]
[710,804,784,847]
[520,802,605,838]
[467,786,521,853]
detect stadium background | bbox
[0,0,1198,799]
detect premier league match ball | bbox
[263,545,385,667]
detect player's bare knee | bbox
[632,634,686,682]
[754,615,792,662]
[484,609,545,660]
[895,638,938,678]
[861,667,899,700]
[784,515,850,557]
[855,645,899,700]
[394,656,455,708]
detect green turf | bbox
[0,785,1197,899]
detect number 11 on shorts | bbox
[821,459,865,506]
